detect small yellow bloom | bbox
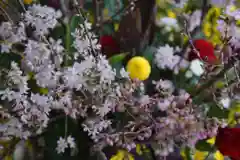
[180,148,187,160]
[136,144,143,155]
[114,23,119,31]
[214,151,224,160]
[203,7,221,45]
[126,56,151,81]
[103,8,110,20]
[228,103,240,126]
[110,150,134,160]
[167,10,176,19]
[229,5,237,13]
[214,81,225,89]
[194,150,208,160]
[23,0,33,5]
[207,137,216,145]
[203,22,212,37]
[181,137,224,160]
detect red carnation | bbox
[188,39,217,64]
[99,35,120,58]
[216,127,240,160]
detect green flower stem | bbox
[65,23,71,52]
[64,22,71,66]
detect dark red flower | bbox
[99,35,120,58]
[216,127,240,160]
[188,39,217,64]
[47,0,61,9]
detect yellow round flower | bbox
[23,0,33,5]
[126,56,151,81]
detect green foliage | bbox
[108,52,129,77]
[0,52,22,69]
[109,52,128,65]
[43,116,92,160]
[153,28,183,47]
[51,25,65,40]
[100,23,115,36]
[195,140,214,152]
[207,103,229,119]
[67,15,83,53]
[184,0,203,13]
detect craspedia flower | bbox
[23,0,33,5]
[126,56,151,81]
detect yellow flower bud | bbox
[126,56,151,81]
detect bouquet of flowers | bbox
[1,0,240,160]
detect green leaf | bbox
[51,25,65,40]
[65,15,83,53]
[0,53,22,69]
[141,47,155,64]
[184,147,193,160]
[43,116,91,160]
[100,23,115,35]
[108,53,129,77]
[195,140,213,152]
[108,52,129,65]
[207,104,229,119]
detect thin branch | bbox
[72,0,95,54]
[192,57,238,97]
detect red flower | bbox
[99,35,120,58]
[47,0,61,9]
[188,39,217,64]
[216,127,240,160]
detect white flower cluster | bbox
[56,136,76,154]
[0,4,128,141]
[154,45,189,74]
[24,4,62,36]
[217,2,240,49]
[93,80,224,156]
[225,3,240,20]
[0,22,26,53]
